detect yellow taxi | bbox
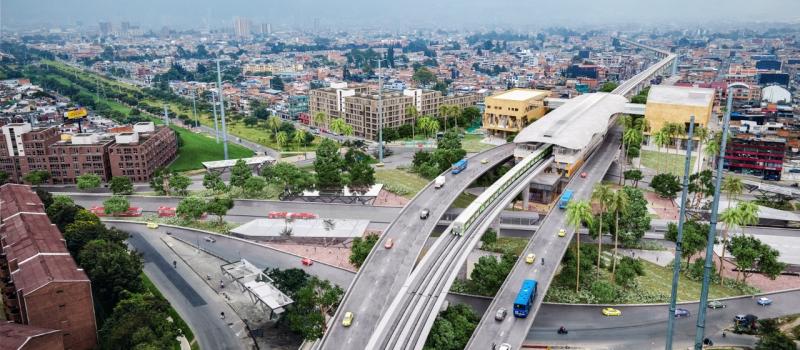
[342,312,354,327]
[146,222,159,229]
[525,253,536,264]
[558,228,566,237]
[602,307,622,316]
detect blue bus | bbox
[451,159,468,175]
[513,279,538,318]
[558,189,574,209]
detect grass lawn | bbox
[483,237,529,256]
[461,133,494,153]
[640,150,695,176]
[168,126,254,172]
[637,260,753,302]
[453,192,477,208]
[375,169,430,197]
[43,60,142,93]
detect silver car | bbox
[494,308,507,321]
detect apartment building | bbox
[0,184,97,350]
[0,323,63,350]
[482,89,549,138]
[724,135,785,181]
[309,83,481,140]
[0,122,177,184]
[644,85,715,147]
[108,123,179,183]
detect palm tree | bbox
[313,111,329,130]
[330,118,348,135]
[737,201,759,234]
[607,189,629,280]
[293,129,307,148]
[722,176,743,209]
[591,184,614,275]
[692,125,708,173]
[705,131,721,167]
[267,115,282,138]
[566,200,593,292]
[405,105,419,138]
[341,124,354,137]
[718,207,742,280]
[276,131,289,149]
[448,105,462,130]
[666,122,686,156]
[653,130,671,174]
[438,105,450,132]
[621,116,644,184]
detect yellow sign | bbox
[64,107,88,119]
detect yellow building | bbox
[645,85,715,135]
[483,89,549,138]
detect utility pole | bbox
[191,88,199,128]
[373,58,386,163]
[665,115,695,350]
[694,84,744,349]
[216,59,229,160]
[162,104,169,125]
[211,91,220,143]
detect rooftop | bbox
[489,89,549,102]
[0,184,45,221]
[10,254,89,295]
[0,322,61,350]
[231,219,369,239]
[1,213,68,265]
[514,93,627,150]
[647,85,715,107]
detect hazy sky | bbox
[3,0,800,31]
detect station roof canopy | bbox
[513,93,627,150]
[489,89,549,102]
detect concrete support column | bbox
[522,185,531,211]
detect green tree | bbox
[417,116,439,138]
[623,169,643,187]
[615,256,645,288]
[312,111,329,130]
[205,196,234,223]
[329,118,349,136]
[109,176,134,195]
[607,189,629,279]
[103,196,130,216]
[293,129,308,147]
[468,253,516,296]
[202,172,226,192]
[229,159,252,187]
[653,130,671,174]
[719,206,742,280]
[424,304,478,350]
[728,235,785,283]
[722,176,744,209]
[650,173,681,200]
[349,234,379,268]
[78,239,144,309]
[665,220,708,266]
[265,268,309,298]
[284,277,343,340]
[412,67,436,86]
[63,216,127,256]
[168,173,192,196]
[176,196,206,221]
[271,76,285,91]
[99,293,181,350]
[314,139,344,189]
[481,228,497,246]
[755,332,797,350]
[149,168,170,195]
[267,115,282,138]
[76,173,102,190]
[243,175,267,196]
[23,170,50,186]
[46,195,81,231]
[261,162,315,194]
[276,131,290,149]
[599,81,619,92]
[616,187,651,246]
[591,184,613,274]
[0,170,10,185]
[405,105,419,138]
[566,200,593,292]
[590,280,617,303]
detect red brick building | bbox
[0,122,177,184]
[0,184,98,350]
[0,322,63,350]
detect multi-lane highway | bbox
[467,128,622,349]
[367,152,554,350]
[529,289,800,349]
[318,143,516,349]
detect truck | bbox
[434,176,446,189]
[451,159,468,175]
[558,189,574,209]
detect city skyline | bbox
[3,0,800,31]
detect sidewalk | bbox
[162,236,303,349]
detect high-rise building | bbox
[121,21,131,33]
[482,89,550,138]
[310,84,481,140]
[98,21,112,36]
[233,17,251,39]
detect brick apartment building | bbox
[310,83,481,140]
[0,184,97,350]
[108,122,179,182]
[0,122,177,184]
[0,322,63,350]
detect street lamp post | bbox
[216,59,229,160]
[211,91,220,143]
[693,83,749,349]
[373,58,386,164]
[665,115,695,350]
[191,88,199,128]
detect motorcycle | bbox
[557,326,568,335]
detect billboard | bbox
[64,107,88,120]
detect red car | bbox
[384,238,394,249]
[580,172,588,178]
[301,258,313,266]
[268,211,288,219]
